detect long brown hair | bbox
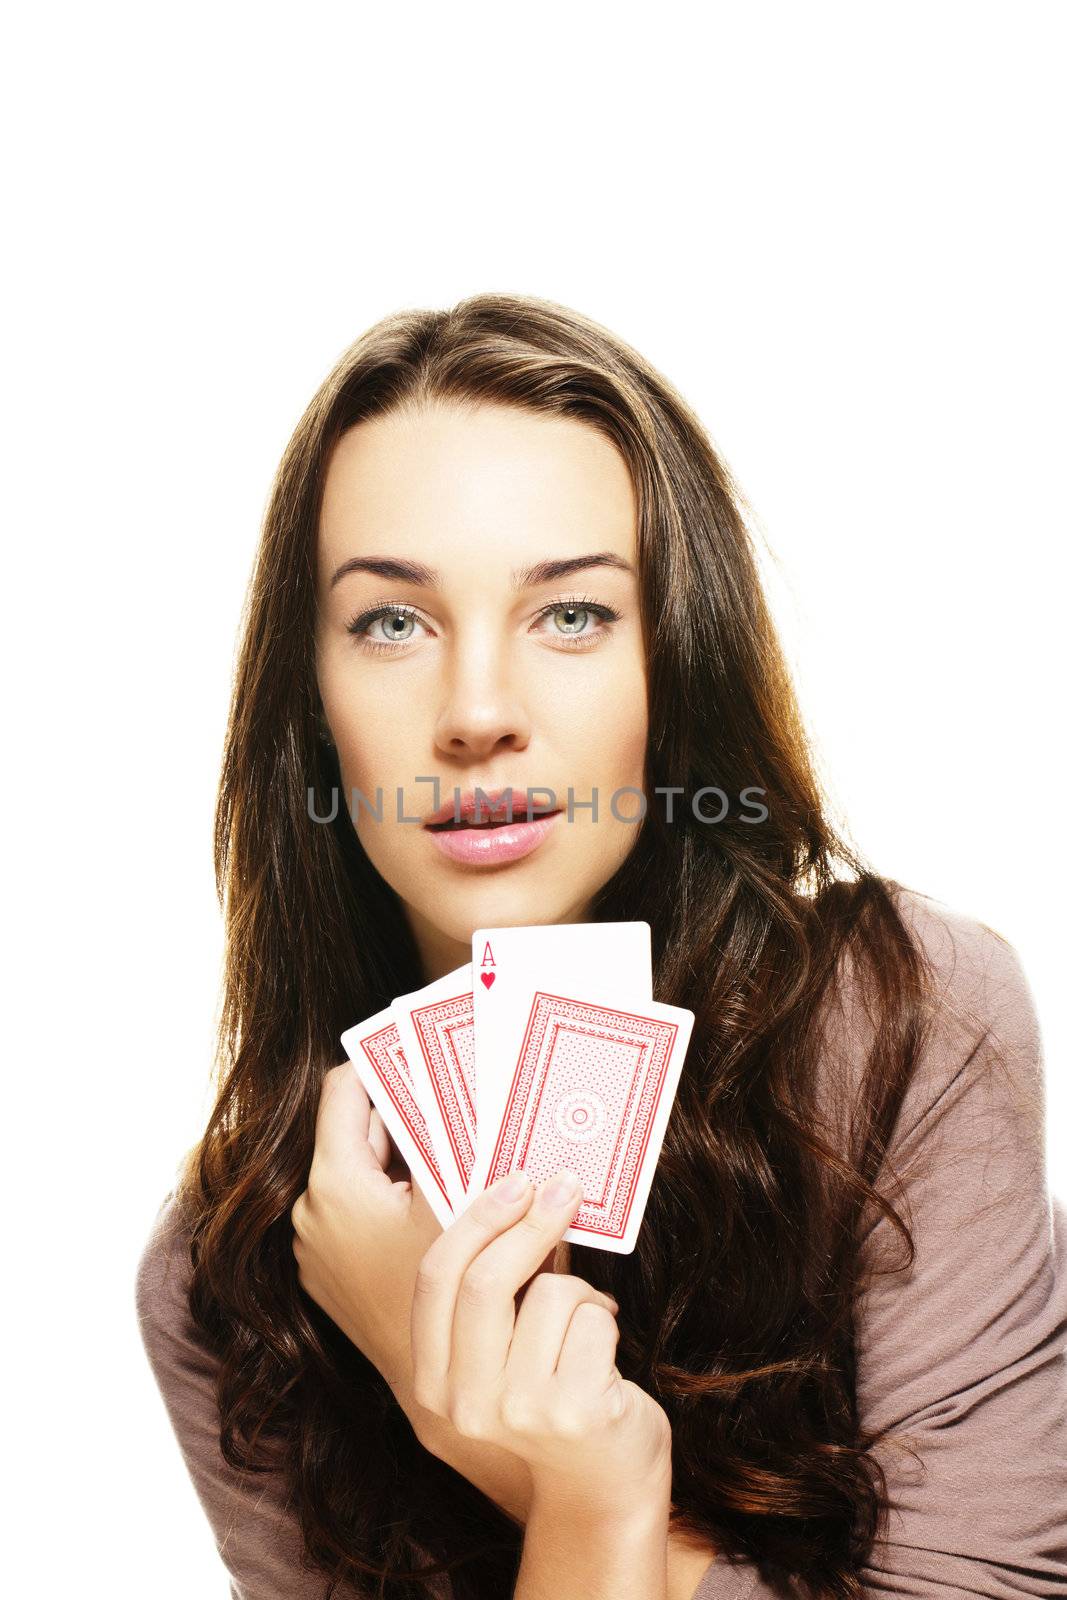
[178,293,937,1598]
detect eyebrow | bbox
[329,551,636,591]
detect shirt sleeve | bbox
[693,899,1067,1600]
[134,1194,373,1600]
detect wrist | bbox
[389,1373,438,1442]
[390,1383,535,1527]
[528,1460,672,1533]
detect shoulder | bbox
[831,886,1053,1297]
[134,1188,200,1367]
[889,884,1040,1044]
[819,883,1046,1171]
[885,885,1045,1149]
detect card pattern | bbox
[354,1020,452,1208]
[486,992,681,1243]
[410,995,477,1192]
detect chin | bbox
[410,875,598,945]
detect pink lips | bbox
[425,809,563,866]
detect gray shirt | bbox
[135,890,1067,1597]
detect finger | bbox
[406,1166,446,1247]
[515,1238,563,1313]
[554,1299,621,1393]
[312,1063,381,1175]
[499,1275,618,1391]
[367,1106,391,1171]
[447,1170,586,1389]
[410,1169,538,1404]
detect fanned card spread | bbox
[340,921,694,1253]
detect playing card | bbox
[467,921,653,1199]
[391,964,476,1208]
[460,980,693,1254]
[339,1005,455,1230]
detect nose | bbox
[432,628,533,760]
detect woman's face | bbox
[314,399,648,982]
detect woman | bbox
[135,293,1067,1600]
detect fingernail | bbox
[497,1170,532,1201]
[543,1169,581,1205]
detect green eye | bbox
[345,604,427,654]
[549,603,589,634]
[344,595,622,656]
[533,596,621,649]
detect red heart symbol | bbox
[480,972,496,989]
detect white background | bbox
[4,4,1063,1594]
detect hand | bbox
[409,1166,674,1517]
[290,1062,442,1392]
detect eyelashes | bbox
[344,594,623,656]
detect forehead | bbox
[317,400,637,574]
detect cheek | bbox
[333,700,392,786]
[569,658,648,776]
[603,704,647,787]
[318,649,401,788]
